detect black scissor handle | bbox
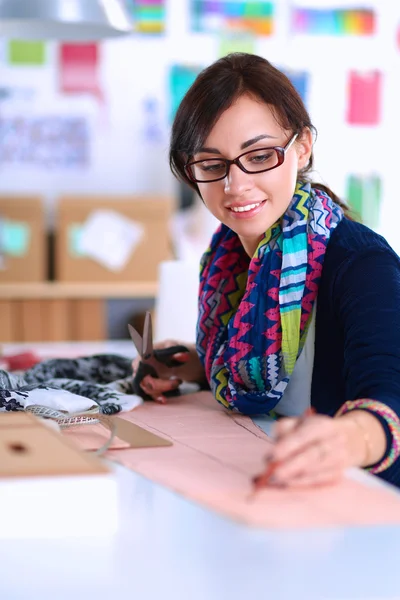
[132,345,190,400]
[153,345,190,368]
[131,361,158,399]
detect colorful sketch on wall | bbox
[169,64,203,123]
[8,40,46,65]
[292,8,375,35]
[191,0,274,35]
[346,174,381,230]
[219,34,255,56]
[346,70,381,126]
[0,117,89,168]
[125,0,166,33]
[59,44,102,102]
[0,87,35,104]
[281,68,309,107]
[141,97,165,142]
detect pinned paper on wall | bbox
[281,68,309,107]
[141,97,165,143]
[125,0,166,34]
[59,44,103,102]
[292,8,375,36]
[0,116,90,168]
[8,40,46,65]
[169,64,203,123]
[70,210,144,272]
[346,174,382,230]
[68,224,87,258]
[0,219,30,256]
[219,34,255,57]
[0,87,35,104]
[191,0,274,35]
[346,71,381,126]
[0,217,3,270]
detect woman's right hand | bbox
[131,341,205,403]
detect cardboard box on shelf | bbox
[0,196,46,282]
[55,195,175,283]
[0,300,18,342]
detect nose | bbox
[224,163,254,196]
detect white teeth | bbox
[231,202,261,213]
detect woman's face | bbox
[194,95,313,256]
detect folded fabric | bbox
[0,354,143,415]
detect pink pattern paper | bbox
[65,392,400,529]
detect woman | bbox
[135,53,400,489]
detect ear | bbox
[296,128,313,170]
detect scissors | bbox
[128,311,190,400]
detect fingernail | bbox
[263,454,275,466]
[268,475,287,488]
[157,396,166,404]
[268,476,281,487]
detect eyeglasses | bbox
[184,133,298,184]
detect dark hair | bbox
[169,53,350,215]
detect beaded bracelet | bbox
[335,400,400,474]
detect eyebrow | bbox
[198,134,278,155]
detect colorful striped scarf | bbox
[196,182,344,415]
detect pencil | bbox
[250,406,315,495]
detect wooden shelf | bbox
[0,282,159,299]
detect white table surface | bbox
[1,460,400,600]
[2,341,400,600]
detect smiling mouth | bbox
[229,200,266,213]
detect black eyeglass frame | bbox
[184,133,299,184]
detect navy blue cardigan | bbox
[312,217,400,487]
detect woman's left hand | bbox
[257,413,360,488]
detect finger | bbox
[171,352,190,363]
[272,416,335,463]
[272,417,299,440]
[273,414,319,440]
[139,378,168,404]
[253,460,280,489]
[139,392,167,404]
[148,378,182,404]
[140,375,181,395]
[154,395,167,404]
[277,468,344,489]
[262,418,299,460]
[270,436,342,483]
